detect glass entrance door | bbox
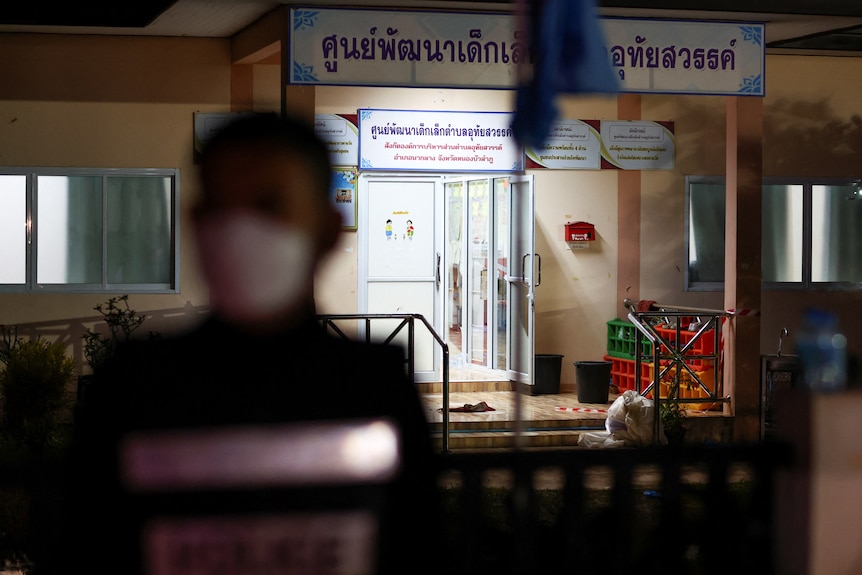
[357,172,533,383]
[445,177,493,369]
[444,175,533,375]
[504,175,535,384]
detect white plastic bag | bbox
[578,390,658,448]
[606,390,657,446]
[577,430,625,448]
[605,393,629,435]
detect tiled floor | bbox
[421,388,611,426]
[418,364,730,450]
[421,388,613,450]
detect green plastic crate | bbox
[606,318,653,359]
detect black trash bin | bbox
[533,354,564,395]
[575,360,612,403]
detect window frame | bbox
[685,175,862,292]
[0,167,180,294]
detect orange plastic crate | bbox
[644,364,721,411]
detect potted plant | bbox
[659,395,686,445]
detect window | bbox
[685,176,862,291]
[0,168,179,293]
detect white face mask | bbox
[195,212,315,324]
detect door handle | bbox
[435,252,441,287]
[534,253,541,287]
[518,253,541,287]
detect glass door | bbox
[444,175,533,377]
[445,177,494,370]
[503,175,535,384]
[467,178,491,366]
[444,179,466,367]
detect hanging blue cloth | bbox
[511,0,619,150]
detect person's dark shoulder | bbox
[77,322,209,422]
[326,336,408,371]
[92,331,188,387]
[314,335,413,392]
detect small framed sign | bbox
[193,112,257,163]
[331,168,358,230]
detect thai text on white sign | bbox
[289,8,765,96]
[600,120,675,170]
[358,108,523,173]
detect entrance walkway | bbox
[419,375,732,451]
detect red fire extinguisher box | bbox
[565,221,595,242]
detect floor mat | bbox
[439,401,496,412]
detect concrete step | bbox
[432,428,592,451]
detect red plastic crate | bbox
[604,355,654,393]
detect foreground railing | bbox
[317,313,452,451]
[437,441,793,575]
[0,438,794,575]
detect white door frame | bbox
[357,172,535,385]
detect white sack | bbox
[606,390,657,447]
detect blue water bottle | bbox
[795,308,847,392]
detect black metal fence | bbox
[1,440,793,575]
[437,442,793,575]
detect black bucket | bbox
[533,354,564,395]
[575,360,612,403]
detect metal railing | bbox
[317,313,453,451]
[0,439,795,575]
[438,441,793,575]
[623,299,734,444]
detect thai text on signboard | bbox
[289,8,765,96]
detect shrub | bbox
[82,295,151,375]
[0,338,76,454]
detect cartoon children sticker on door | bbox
[384,213,417,242]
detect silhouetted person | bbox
[62,113,443,575]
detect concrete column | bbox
[229,6,284,112]
[280,40,315,120]
[230,65,254,112]
[724,96,763,441]
[616,94,641,319]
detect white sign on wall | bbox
[290,7,522,90]
[600,120,675,170]
[314,113,359,166]
[289,8,765,96]
[358,108,523,173]
[525,120,602,170]
[193,112,257,162]
[603,17,765,97]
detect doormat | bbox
[438,401,496,412]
